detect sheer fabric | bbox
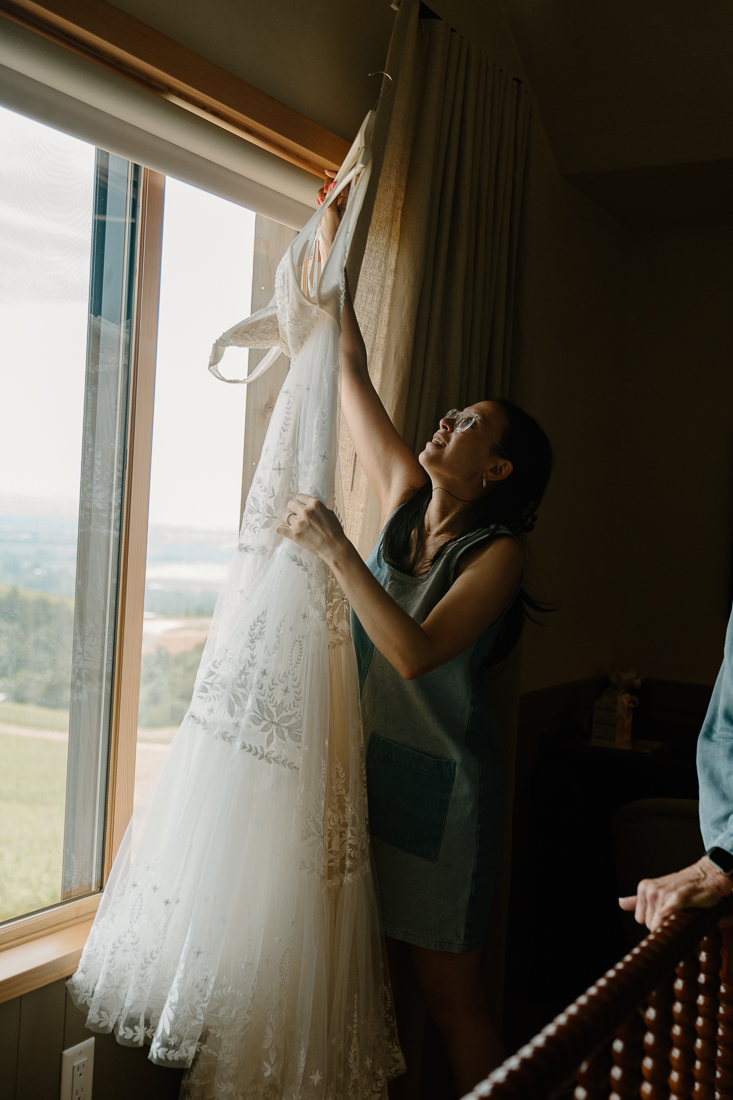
[68,114,404,1100]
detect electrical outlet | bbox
[60,1037,94,1100]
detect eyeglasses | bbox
[444,409,508,458]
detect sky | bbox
[0,105,258,533]
[0,106,93,509]
[148,177,254,532]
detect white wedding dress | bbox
[68,114,404,1100]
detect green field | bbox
[0,699,69,731]
[0,583,202,923]
[0,731,67,922]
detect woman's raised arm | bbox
[317,173,424,518]
[339,278,425,515]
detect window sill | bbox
[0,896,99,1004]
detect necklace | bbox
[431,485,484,504]
[424,485,482,537]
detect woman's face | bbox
[419,400,513,488]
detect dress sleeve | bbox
[697,610,733,853]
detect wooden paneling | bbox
[0,0,350,176]
[16,978,66,1098]
[0,984,183,1100]
[104,168,164,876]
[63,986,91,1051]
[0,997,20,1100]
[65,991,184,1098]
[88,1014,184,1100]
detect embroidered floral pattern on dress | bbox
[68,112,404,1099]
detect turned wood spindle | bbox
[693,928,722,1100]
[463,903,732,1100]
[670,953,701,1100]
[575,1041,612,1100]
[715,924,733,1100]
[641,978,675,1100]
[610,1010,645,1100]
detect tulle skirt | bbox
[68,316,404,1098]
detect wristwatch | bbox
[706,847,733,876]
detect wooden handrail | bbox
[0,0,351,176]
[465,899,733,1100]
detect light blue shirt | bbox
[698,610,733,853]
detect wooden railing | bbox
[465,899,733,1100]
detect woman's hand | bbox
[276,494,350,564]
[619,856,733,932]
[316,169,348,264]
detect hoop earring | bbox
[482,475,487,489]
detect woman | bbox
[275,179,552,1095]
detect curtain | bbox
[339,4,531,1086]
[341,0,531,556]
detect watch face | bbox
[708,847,733,875]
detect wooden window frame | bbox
[0,167,164,1003]
[0,0,350,176]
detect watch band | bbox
[706,846,733,876]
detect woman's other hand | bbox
[316,169,348,263]
[619,856,733,932]
[276,494,350,565]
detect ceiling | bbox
[499,0,733,229]
[107,0,394,145]
[107,0,733,231]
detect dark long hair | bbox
[381,398,553,665]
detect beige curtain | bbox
[338,3,532,1086]
[341,0,531,558]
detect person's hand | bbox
[276,494,349,564]
[619,856,733,932]
[316,169,348,263]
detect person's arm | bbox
[618,858,733,932]
[276,494,524,679]
[619,617,733,931]
[316,176,424,519]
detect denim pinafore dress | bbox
[351,520,516,953]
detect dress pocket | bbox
[366,734,456,862]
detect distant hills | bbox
[0,502,236,616]
[0,502,233,726]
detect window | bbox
[0,103,297,935]
[134,180,254,799]
[0,107,141,921]
[134,182,294,802]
